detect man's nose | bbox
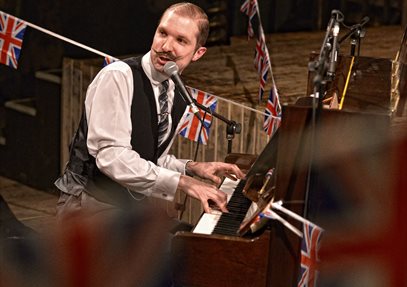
[161,37,174,51]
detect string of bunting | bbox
[240,0,282,137]
[0,11,118,69]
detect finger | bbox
[213,198,228,213]
[209,190,228,213]
[229,164,246,179]
[206,174,222,186]
[202,200,211,213]
[224,173,238,181]
[206,186,224,197]
[219,164,244,179]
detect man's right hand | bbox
[177,175,228,213]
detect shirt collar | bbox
[142,51,169,85]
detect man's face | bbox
[150,10,206,74]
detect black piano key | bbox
[212,179,253,236]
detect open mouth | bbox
[154,50,176,64]
[159,56,172,63]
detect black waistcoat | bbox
[65,56,187,206]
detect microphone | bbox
[163,61,201,120]
[360,16,370,27]
[352,16,369,38]
[327,21,340,78]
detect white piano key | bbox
[192,178,240,235]
[193,212,221,234]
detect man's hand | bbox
[178,175,228,213]
[186,161,245,186]
[178,161,245,213]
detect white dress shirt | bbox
[85,52,189,201]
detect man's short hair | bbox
[162,2,209,48]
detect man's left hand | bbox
[186,161,245,186]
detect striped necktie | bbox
[157,80,169,147]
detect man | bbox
[55,2,245,219]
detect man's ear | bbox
[192,46,207,62]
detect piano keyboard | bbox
[193,177,257,236]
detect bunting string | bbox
[272,201,323,228]
[0,10,117,61]
[240,0,282,137]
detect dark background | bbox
[0,0,402,190]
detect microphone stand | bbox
[304,10,342,219]
[192,100,241,154]
[308,13,335,109]
[339,16,369,59]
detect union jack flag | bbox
[254,32,268,74]
[179,87,217,145]
[298,222,324,287]
[240,0,257,38]
[0,12,27,69]
[102,56,118,67]
[254,32,270,102]
[263,86,281,136]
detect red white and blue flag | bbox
[297,222,324,287]
[240,0,257,38]
[179,87,217,145]
[263,86,281,136]
[0,12,27,69]
[254,32,268,74]
[254,31,270,102]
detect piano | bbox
[170,111,305,287]
[172,105,392,287]
[171,28,407,287]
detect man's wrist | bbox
[185,160,195,176]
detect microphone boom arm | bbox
[192,98,242,154]
[163,61,242,153]
[339,16,369,56]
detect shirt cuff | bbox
[153,167,181,201]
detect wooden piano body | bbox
[172,231,272,287]
[171,29,407,287]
